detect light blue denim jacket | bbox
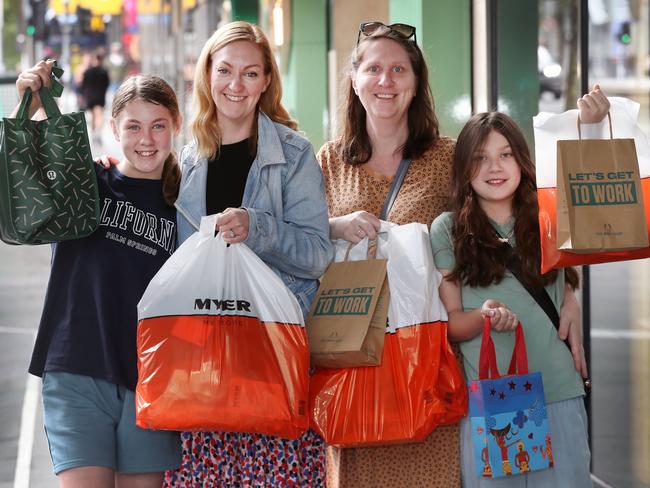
[175,112,334,316]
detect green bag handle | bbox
[16,60,65,120]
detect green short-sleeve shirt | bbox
[430,212,584,404]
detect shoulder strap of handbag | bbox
[498,232,590,390]
[493,224,559,328]
[379,158,412,220]
[500,240,560,329]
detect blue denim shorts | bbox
[42,371,181,474]
[460,396,592,487]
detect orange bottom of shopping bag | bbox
[538,177,650,273]
[136,315,309,439]
[309,321,467,447]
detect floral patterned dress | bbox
[164,428,326,486]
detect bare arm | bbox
[558,286,589,378]
[438,268,518,342]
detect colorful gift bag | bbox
[468,319,552,478]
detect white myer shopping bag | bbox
[135,215,309,439]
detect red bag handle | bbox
[478,317,529,380]
[478,318,499,379]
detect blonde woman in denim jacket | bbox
[164,21,333,487]
[175,110,332,315]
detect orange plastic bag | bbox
[534,98,650,273]
[135,215,309,439]
[309,223,467,447]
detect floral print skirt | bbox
[164,429,326,487]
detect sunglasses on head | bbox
[357,21,417,45]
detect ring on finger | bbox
[229,230,236,238]
[357,229,364,237]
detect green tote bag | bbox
[0,62,100,245]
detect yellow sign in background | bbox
[50,0,197,15]
[50,0,123,15]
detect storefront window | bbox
[588,1,650,487]
[538,0,581,114]
[536,3,650,487]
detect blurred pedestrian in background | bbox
[107,42,128,94]
[72,49,90,112]
[80,50,110,146]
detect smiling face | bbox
[352,38,417,125]
[209,40,270,140]
[470,130,522,214]
[110,99,179,179]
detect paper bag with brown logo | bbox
[557,113,649,252]
[306,238,389,368]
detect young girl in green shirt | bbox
[430,91,608,486]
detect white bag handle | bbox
[199,214,219,237]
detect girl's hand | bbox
[15,59,55,118]
[95,154,120,169]
[577,84,610,124]
[559,287,589,378]
[481,299,518,332]
[216,208,249,244]
[329,211,381,243]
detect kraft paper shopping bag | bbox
[306,243,389,368]
[535,98,650,271]
[556,114,648,252]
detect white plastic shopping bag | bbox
[334,222,448,331]
[135,215,309,439]
[310,222,467,447]
[534,98,650,271]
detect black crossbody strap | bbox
[379,158,412,220]
[499,235,590,391]
[505,248,560,329]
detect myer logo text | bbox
[194,299,252,312]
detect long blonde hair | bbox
[190,21,297,159]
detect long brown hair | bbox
[112,75,182,206]
[448,112,578,289]
[190,21,297,160]
[336,24,439,164]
